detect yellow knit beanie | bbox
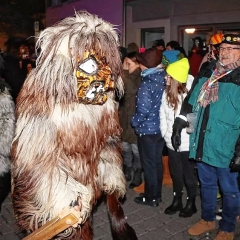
[166,58,190,83]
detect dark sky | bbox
[0,0,45,36]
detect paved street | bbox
[1,185,240,240]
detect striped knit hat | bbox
[210,33,223,46]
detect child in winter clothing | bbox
[160,57,198,217]
[131,47,166,207]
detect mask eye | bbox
[78,56,98,75]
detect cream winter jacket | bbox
[160,75,194,152]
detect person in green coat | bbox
[171,34,240,240]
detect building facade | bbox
[46,0,124,43]
[126,0,240,54]
[45,0,240,54]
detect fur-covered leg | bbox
[98,142,126,196]
[79,218,93,240]
[107,193,138,240]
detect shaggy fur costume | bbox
[11,11,137,240]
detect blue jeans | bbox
[138,133,164,201]
[122,141,141,169]
[197,162,240,232]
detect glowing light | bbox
[185,28,196,34]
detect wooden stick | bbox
[23,213,78,240]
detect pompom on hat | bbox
[162,50,184,66]
[166,58,190,83]
[221,34,240,45]
[136,47,162,68]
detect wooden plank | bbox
[23,214,78,240]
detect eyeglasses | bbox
[219,47,240,52]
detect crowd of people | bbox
[119,33,240,240]
[0,37,36,103]
[1,32,240,240]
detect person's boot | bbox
[133,182,145,193]
[164,192,183,215]
[0,172,11,213]
[134,194,159,207]
[214,231,234,240]
[129,169,142,189]
[123,165,132,182]
[179,197,197,218]
[188,219,216,236]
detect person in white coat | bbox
[160,57,198,217]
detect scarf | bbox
[198,60,240,107]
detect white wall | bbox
[125,6,170,48]
[127,0,240,44]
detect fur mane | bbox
[17,11,123,113]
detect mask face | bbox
[76,50,114,105]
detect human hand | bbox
[171,117,188,151]
[171,129,182,151]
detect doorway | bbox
[179,22,240,57]
[141,27,165,49]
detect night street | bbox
[1,185,240,240]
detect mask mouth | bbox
[77,80,107,104]
[85,80,105,99]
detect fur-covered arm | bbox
[98,136,126,198]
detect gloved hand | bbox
[229,155,240,172]
[171,117,188,151]
[171,129,182,151]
